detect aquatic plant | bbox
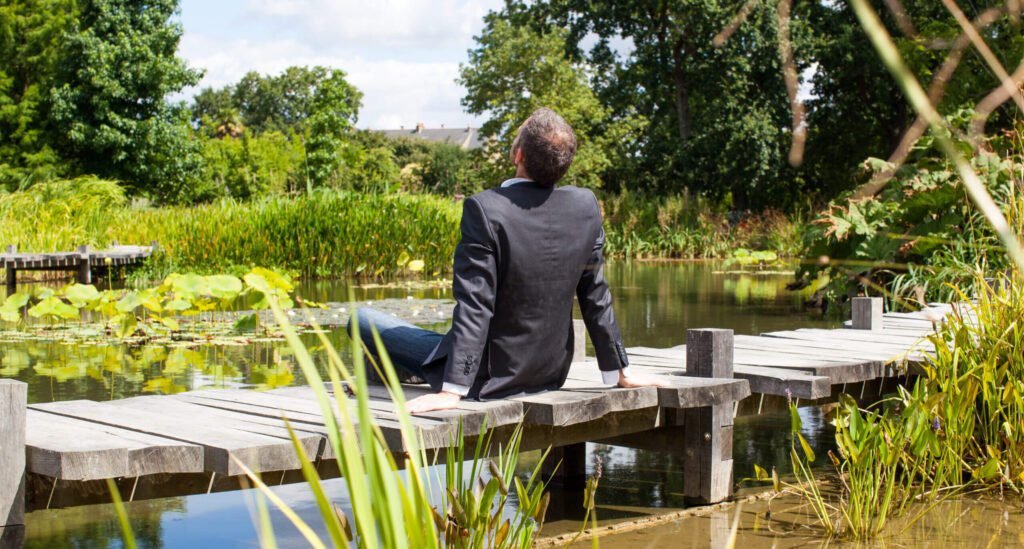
[226,285,551,547]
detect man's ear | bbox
[513,147,524,165]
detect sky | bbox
[175,0,504,130]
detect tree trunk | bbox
[671,40,692,142]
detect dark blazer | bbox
[422,181,629,399]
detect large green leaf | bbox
[64,284,101,307]
[207,275,243,300]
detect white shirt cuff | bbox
[441,382,470,396]
[601,367,631,386]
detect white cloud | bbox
[174,1,507,128]
[178,33,477,129]
[245,0,499,49]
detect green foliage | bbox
[339,144,401,194]
[460,13,618,189]
[601,191,806,259]
[0,176,126,251]
[304,68,362,190]
[782,271,1024,540]
[0,0,74,188]
[228,295,549,548]
[418,144,480,195]
[108,191,462,279]
[528,0,814,205]
[805,1,1024,197]
[194,66,362,137]
[48,0,203,203]
[798,121,1024,310]
[200,131,305,199]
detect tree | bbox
[48,0,203,202]
[303,68,362,189]
[532,0,815,207]
[460,13,619,189]
[0,0,76,188]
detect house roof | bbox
[377,123,485,150]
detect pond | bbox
[6,261,923,547]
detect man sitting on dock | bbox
[354,108,666,413]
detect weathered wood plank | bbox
[30,400,302,476]
[514,389,614,427]
[760,330,926,360]
[792,328,934,348]
[621,359,830,399]
[26,410,203,480]
[178,388,461,451]
[1,380,26,529]
[109,396,325,461]
[563,360,749,410]
[629,344,881,384]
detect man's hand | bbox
[617,372,671,389]
[406,391,462,414]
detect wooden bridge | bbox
[0,297,955,543]
[2,242,157,294]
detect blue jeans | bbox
[348,307,443,380]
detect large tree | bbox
[0,0,76,188]
[460,13,625,189]
[47,0,203,202]
[528,0,816,207]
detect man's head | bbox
[509,108,577,186]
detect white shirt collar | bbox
[500,177,533,188]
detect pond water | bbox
[10,261,969,547]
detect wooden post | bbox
[683,328,734,504]
[851,297,883,331]
[572,319,587,362]
[3,245,15,297]
[76,245,91,285]
[542,442,587,490]
[0,380,26,541]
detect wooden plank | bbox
[268,386,459,449]
[514,389,614,427]
[792,328,934,348]
[30,400,303,476]
[178,388,462,451]
[0,380,25,529]
[312,384,525,433]
[108,396,324,460]
[621,360,830,399]
[760,330,926,357]
[629,344,881,384]
[25,410,203,480]
[563,360,749,410]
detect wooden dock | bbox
[0,297,959,524]
[3,242,156,294]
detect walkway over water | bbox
[0,298,960,524]
[2,243,156,294]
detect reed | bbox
[110,191,462,279]
[232,281,550,547]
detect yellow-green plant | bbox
[228,277,550,547]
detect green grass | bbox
[2,179,803,282]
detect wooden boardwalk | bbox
[3,243,156,294]
[0,297,961,520]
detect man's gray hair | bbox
[515,108,577,186]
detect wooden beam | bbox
[0,380,26,535]
[683,329,735,505]
[4,245,15,296]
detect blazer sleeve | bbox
[576,193,629,373]
[442,196,498,388]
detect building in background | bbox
[377,123,485,150]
